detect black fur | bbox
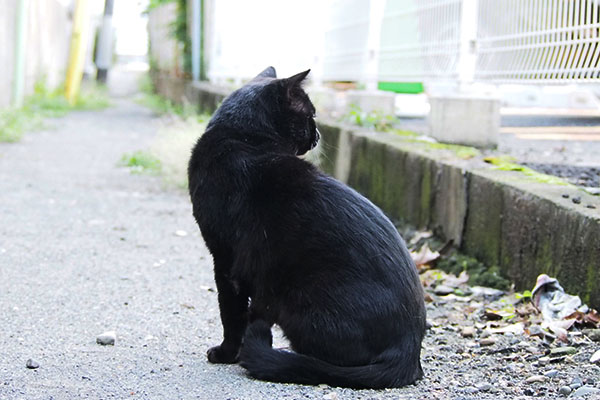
[188,67,426,389]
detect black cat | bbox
[188,67,426,389]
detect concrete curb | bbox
[150,72,600,307]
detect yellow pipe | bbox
[65,0,90,104]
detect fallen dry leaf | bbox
[486,322,525,335]
[408,230,433,247]
[565,309,600,328]
[410,243,440,269]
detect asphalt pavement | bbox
[0,99,279,399]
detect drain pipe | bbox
[191,0,201,81]
[65,0,90,104]
[96,0,114,84]
[12,0,28,108]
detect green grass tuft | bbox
[342,104,397,132]
[73,82,111,110]
[426,142,480,160]
[0,81,111,142]
[119,150,162,174]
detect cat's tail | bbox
[239,320,423,389]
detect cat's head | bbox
[209,67,319,155]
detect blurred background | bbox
[2,0,600,169]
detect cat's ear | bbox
[281,70,311,112]
[283,69,311,88]
[255,66,277,79]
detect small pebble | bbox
[96,331,116,346]
[461,326,475,338]
[174,230,188,237]
[544,369,559,379]
[538,356,550,366]
[525,375,547,384]
[587,204,596,209]
[583,329,600,342]
[561,193,570,199]
[25,359,39,369]
[550,346,577,357]
[480,337,496,346]
[463,386,479,394]
[590,349,600,363]
[570,377,583,389]
[584,187,600,195]
[323,392,339,400]
[433,285,454,296]
[477,383,492,392]
[571,386,600,397]
[572,196,581,204]
[558,385,572,396]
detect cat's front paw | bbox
[207,344,239,364]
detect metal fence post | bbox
[458,0,478,90]
[191,0,201,81]
[366,0,385,91]
[96,0,114,84]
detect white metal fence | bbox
[373,0,600,85]
[476,0,600,83]
[377,0,462,82]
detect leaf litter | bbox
[405,229,600,398]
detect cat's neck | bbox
[204,125,296,155]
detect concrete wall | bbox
[148,3,182,76]
[0,0,70,108]
[150,78,600,309]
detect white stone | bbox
[429,94,500,148]
[96,331,116,346]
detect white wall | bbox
[0,0,70,107]
[205,0,327,84]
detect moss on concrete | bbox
[407,139,480,159]
[437,254,511,290]
[419,160,433,227]
[462,173,503,269]
[431,164,468,246]
[382,145,408,221]
[484,156,570,186]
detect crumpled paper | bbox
[531,274,588,320]
[531,274,590,341]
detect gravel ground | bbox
[522,163,600,188]
[398,115,600,190]
[2,96,600,399]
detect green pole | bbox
[12,0,28,108]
